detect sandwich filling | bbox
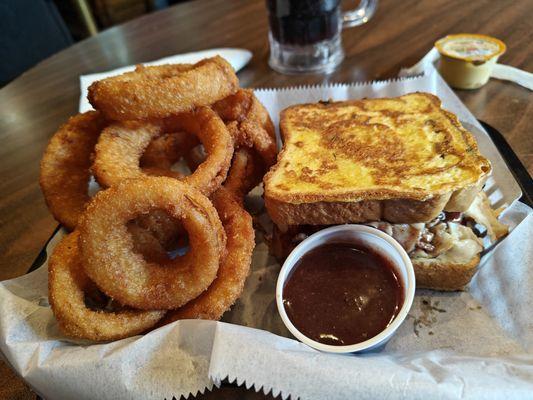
[367,214,482,264]
[270,192,507,263]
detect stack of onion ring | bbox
[40,56,274,342]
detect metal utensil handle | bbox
[343,0,378,28]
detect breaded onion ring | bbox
[183,146,262,198]
[78,177,226,310]
[162,187,254,322]
[127,210,185,263]
[184,146,263,199]
[88,56,239,121]
[184,144,207,173]
[127,223,172,264]
[40,111,107,230]
[224,148,265,199]
[140,131,199,172]
[93,121,165,182]
[92,107,234,195]
[130,209,184,250]
[212,89,277,168]
[48,232,165,341]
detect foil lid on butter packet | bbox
[435,34,506,63]
[435,34,506,90]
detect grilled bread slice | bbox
[264,93,491,229]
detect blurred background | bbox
[0,0,192,86]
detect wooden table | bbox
[0,0,531,398]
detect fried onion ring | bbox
[224,148,265,199]
[140,131,199,173]
[162,186,254,322]
[127,223,173,264]
[212,89,277,168]
[40,111,107,230]
[92,106,234,195]
[183,146,262,199]
[48,231,165,341]
[184,144,207,173]
[78,177,226,310]
[127,210,185,263]
[88,56,239,121]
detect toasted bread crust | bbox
[444,177,486,211]
[264,93,491,226]
[266,193,454,230]
[413,254,480,291]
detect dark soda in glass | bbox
[266,0,341,46]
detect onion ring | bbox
[212,89,277,168]
[92,106,234,195]
[185,146,264,199]
[130,209,184,249]
[224,148,265,199]
[48,231,165,341]
[162,186,254,322]
[78,177,226,310]
[140,131,199,173]
[127,210,185,263]
[88,56,239,121]
[183,146,262,199]
[40,111,107,230]
[127,223,172,264]
[184,144,207,173]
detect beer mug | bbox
[266,0,378,74]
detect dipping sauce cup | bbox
[276,225,415,353]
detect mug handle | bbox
[343,0,378,28]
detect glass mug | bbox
[266,0,378,74]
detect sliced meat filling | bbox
[270,192,505,262]
[366,212,481,259]
[365,222,425,253]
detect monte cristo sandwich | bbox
[264,93,508,290]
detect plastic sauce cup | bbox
[276,225,416,354]
[435,33,506,90]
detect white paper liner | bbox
[1,67,532,399]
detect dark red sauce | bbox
[282,242,404,346]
